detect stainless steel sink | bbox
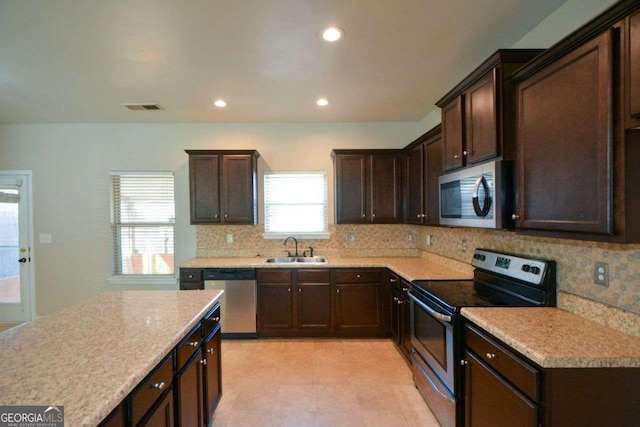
[264,257,327,264]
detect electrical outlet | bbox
[407,234,414,243]
[226,234,233,244]
[425,235,434,246]
[346,234,356,243]
[462,239,467,252]
[594,261,609,287]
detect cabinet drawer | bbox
[203,303,221,340]
[180,269,203,283]
[465,324,539,400]
[258,269,292,283]
[176,323,202,371]
[130,353,173,426]
[334,269,381,284]
[297,269,331,283]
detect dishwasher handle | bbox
[203,269,256,281]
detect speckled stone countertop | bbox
[462,307,640,368]
[178,255,473,282]
[0,290,223,427]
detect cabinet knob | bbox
[214,214,218,219]
[224,214,228,218]
[298,288,302,293]
[402,287,409,292]
[356,274,361,278]
[390,278,398,283]
[187,341,199,347]
[336,289,340,293]
[188,274,194,279]
[288,288,291,292]
[463,150,471,156]
[486,353,498,359]
[361,213,366,218]
[397,300,402,305]
[150,381,166,390]
[200,359,207,365]
[461,360,468,366]
[453,154,460,159]
[206,348,215,354]
[372,213,376,218]
[393,297,399,302]
[212,317,220,322]
[511,213,520,220]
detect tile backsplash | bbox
[196,224,640,316]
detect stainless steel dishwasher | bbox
[204,269,257,338]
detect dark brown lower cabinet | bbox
[203,326,222,421]
[464,351,537,427]
[464,322,640,427]
[390,274,411,361]
[141,390,174,427]
[257,269,332,336]
[175,349,204,427]
[334,269,384,336]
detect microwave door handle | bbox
[408,292,452,323]
[472,175,492,217]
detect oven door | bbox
[409,291,456,427]
[408,291,455,392]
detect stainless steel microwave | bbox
[438,160,511,229]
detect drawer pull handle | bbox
[187,341,199,347]
[206,348,215,354]
[461,360,468,366]
[486,353,498,359]
[390,278,397,283]
[150,381,166,390]
[200,359,207,365]
[357,274,361,278]
[188,274,194,278]
[402,287,409,292]
[211,317,220,322]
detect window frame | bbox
[262,171,330,240]
[108,171,176,285]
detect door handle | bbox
[18,258,27,263]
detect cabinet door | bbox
[404,145,424,224]
[390,285,401,344]
[189,155,220,224]
[203,329,222,421]
[140,390,174,427]
[257,283,293,331]
[176,350,204,427]
[628,11,640,127]
[442,96,464,171]
[335,283,382,331]
[297,283,332,330]
[370,154,400,223]
[424,136,442,225]
[335,154,368,223]
[515,31,613,235]
[221,155,256,224]
[464,351,537,427]
[465,70,497,164]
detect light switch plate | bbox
[39,234,52,244]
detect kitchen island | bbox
[0,290,223,426]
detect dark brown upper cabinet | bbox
[510,0,640,242]
[436,50,543,172]
[625,9,640,129]
[403,125,442,225]
[186,150,259,225]
[333,150,401,224]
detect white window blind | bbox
[110,172,175,277]
[264,172,328,237]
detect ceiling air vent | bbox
[122,103,163,111]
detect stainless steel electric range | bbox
[408,248,557,427]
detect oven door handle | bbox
[408,292,452,323]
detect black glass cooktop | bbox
[411,279,507,311]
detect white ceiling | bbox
[0,0,569,124]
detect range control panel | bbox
[471,248,552,286]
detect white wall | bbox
[0,122,419,315]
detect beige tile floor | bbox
[213,338,441,427]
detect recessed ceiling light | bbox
[322,26,344,42]
[316,98,329,107]
[213,99,227,108]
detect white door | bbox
[0,172,33,322]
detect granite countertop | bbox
[462,307,640,368]
[0,290,223,426]
[178,255,473,282]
